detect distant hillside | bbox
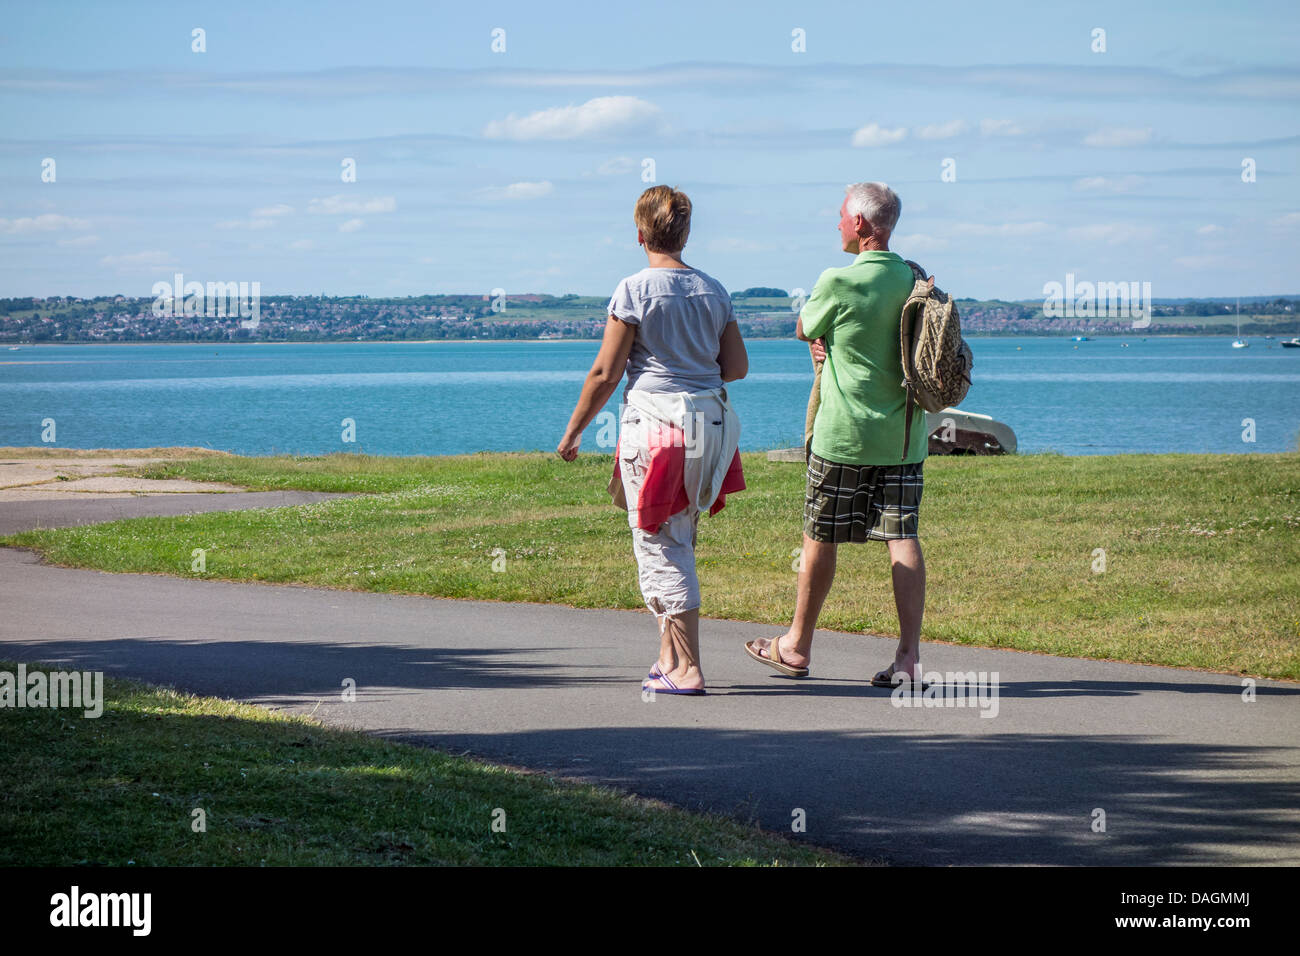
[2,292,1296,342]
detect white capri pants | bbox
[618,403,701,620]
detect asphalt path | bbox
[2,490,1297,864]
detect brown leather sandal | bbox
[744,637,809,678]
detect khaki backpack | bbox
[897,260,973,460]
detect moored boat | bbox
[924,408,1018,455]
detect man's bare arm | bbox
[718,319,749,382]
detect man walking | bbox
[746,181,928,687]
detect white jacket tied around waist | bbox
[623,386,741,515]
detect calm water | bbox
[1,337,1297,456]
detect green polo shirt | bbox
[801,249,927,465]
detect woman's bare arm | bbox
[557,316,637,460]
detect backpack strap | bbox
[901,382,915,461]
[899,260,929,461]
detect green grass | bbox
[0,445,235,459]
[0,663,851,866]
[4,450,1299,679]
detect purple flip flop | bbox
[642,673,706,696]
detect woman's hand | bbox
[557,431,581,462]
[810,338,826,363]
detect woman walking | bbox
[557,185,748,695]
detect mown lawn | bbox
[3,450,1297,679]
[0,663,851,866]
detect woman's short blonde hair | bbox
[634,185,692,254]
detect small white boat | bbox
[1281,338,1300,349]
[1071,335,1089,342]
[924,408,1018,455]
[1232,299,1248,348]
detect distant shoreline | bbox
[3,331,1289,347]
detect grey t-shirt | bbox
[607,267,734,395]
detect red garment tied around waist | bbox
[612,423,746,533]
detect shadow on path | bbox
[5,636,1298,865]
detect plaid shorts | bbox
[803,453,923,542]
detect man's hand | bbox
[557,431,581,461]
[810,338,826,364]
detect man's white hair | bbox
[845,181,901,234]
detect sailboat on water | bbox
[1232,299,1248,348]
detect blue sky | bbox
[1,0,1297,300]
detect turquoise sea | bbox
[1,336,1297,456]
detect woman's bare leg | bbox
[655,609,676,674]
[658,608,703,690]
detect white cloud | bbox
[851,123,907,147]
[216,218,276,230]
[338,219,364,233]
[1196,224,1223,235]
[288,239,316,250]
[56,234,100,247]
[1274,211,1300,226]
[897,233,951,253]
[483,180,555,200]
[483,95,666,140]
[100,250,173,270]
[216,203,295,230]
[1083,127,1153,148]
[1074,175,1144,193]
[980,119,1024,137]
[950,221,1052,238]
[915,120,968,140]
[307,195,396,215]
[593,156,638,176]
[1065,223,1157,243]
[1174,254,1226,270]
[0,213,91,234]
[9,63,1300,104]
[707,237,768,253]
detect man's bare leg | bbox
[755,533,837,669]
[886,537,925,680]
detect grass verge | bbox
[0,662,851,866]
